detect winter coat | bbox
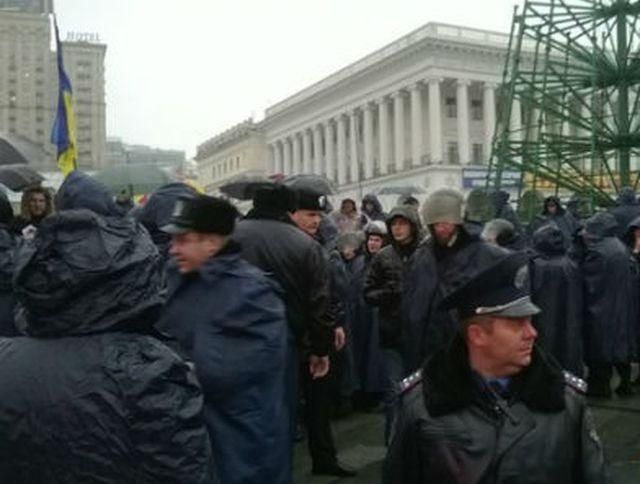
[527,196,580,248]
[403,225,507,372]
[346,252,386,393]
[234,210,333,356]
[582,212,639,364]
[383,337,609,484]
[363,206,420,349]
[490,190,523,234]
[608,187,640,240]
[530,224,584,375]
[159,242,290,484]
[0,185,214,482]
[0,218,17,336]
[360,193,386,225]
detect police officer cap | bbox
[162,194,237,235]
[441,252,540,319]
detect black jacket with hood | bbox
[360,193,386,225]
[608,187,640,240]
[582,212,639,364]
[0,171,215,483]
[528,195,580,248]
[403,224,507,372]
[529,224,584,375]
[363,206,420,349]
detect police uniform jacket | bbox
[383,336,609,484]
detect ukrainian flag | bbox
[50,17,77,176]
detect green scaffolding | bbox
[488,0,640,207]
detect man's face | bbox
[340,245,357,260]
[471,316,538,376]
[364,202,374,212]
[367,234,384,255]
[29,193,47,218]
[169,232,218,273]
[546,202,558,215]
[634,228,640,243]
[291,209,322,236]
[432,222,458,246]
[390,217,413,245]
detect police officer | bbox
[159,194,291,484]
[384,253,609,484]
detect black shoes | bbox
[312,462,357,477]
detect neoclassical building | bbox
[262,22,524,200]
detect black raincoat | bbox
[608,187,640,240]
[527,196,580,249]
[582,212,639,365]
[403,225,507,372]
[529,224,584,375]
[0,222,17,337]
[0,172,215,483]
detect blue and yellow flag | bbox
[50,17,77,176]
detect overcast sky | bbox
[54,0,518,156]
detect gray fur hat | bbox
[422,188,464,225]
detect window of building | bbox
[471,99,483,120]
[446,97,457,118]
[447,142,459,164]
[472,143,484,164]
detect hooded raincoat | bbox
[529,224,584,375]
[582,212,639,365]
[0,171,215,483]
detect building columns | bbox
[302,130,312,173]
[363,103,374,179]
[457,79,471,165]
[393,91,405,171]
[483,82,496,164]
[428,78,443,164]
[313,125,323,174]
[324,121,335,181]
[410,83,424,167]
[349,110,360,183]
[378,97,390,175]
[336,115,347,185]
[292,134,302,174]
[283,137,292,175]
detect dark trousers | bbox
[382,348,405,446]
[303,360,337,467]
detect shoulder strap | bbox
[399,369,423,395]
[563,371,587,394]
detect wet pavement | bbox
[293,393,640,483]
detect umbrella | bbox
[219,171,275,200]
[0,164,44,191]
[376,185,427,196]
[0,132,50,166]
[283,174,336,195]
[92,164,176,197]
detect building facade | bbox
[62,37,107,170]
[195,119,268,194]
[263,23,525,201]
[0,2,107,170]
[105,137,186,168]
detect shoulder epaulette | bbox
[563,371,587,394]
[399,370,423,395]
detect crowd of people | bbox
[0,170,636,483]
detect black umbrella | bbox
[219,172,275,200]
[0,132,50,166]
[283,174,336,195]
[0,164,44,191]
